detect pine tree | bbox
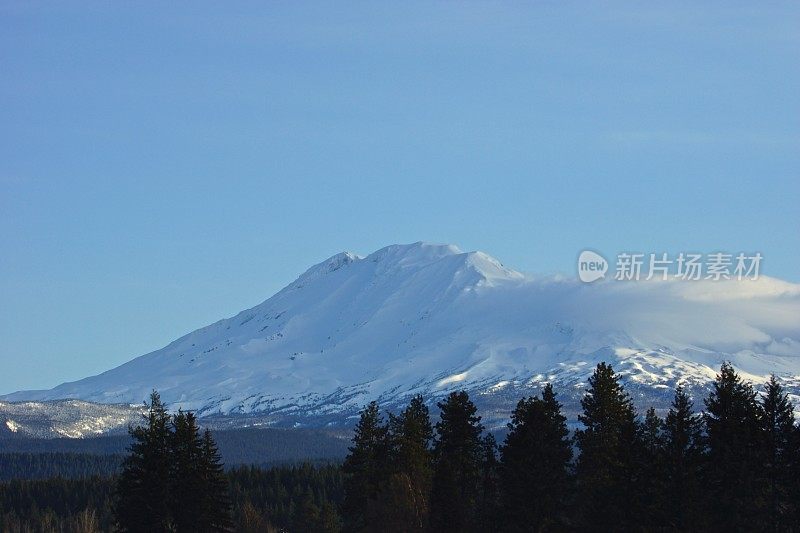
[793,424,800,527]
[341,401,389,532]
[499,383,572,531]
[293,489,322,532]
[380,395,434,531]
[318,501,343,533]
[390,396,433,487]
[704,362,766,530]
[200,428,234,532]
[760,375,797,531]
[478,433,500,533]
[429,391,484,533]
[574,362,639,529]
[114,391,173,532]
[633,407,665,528]
[662,386,704,529]
[171,410,206,532]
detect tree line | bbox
[0,464,344,532]
[342,362,800,532]
[0,452,124,481]
[2,362,798,531]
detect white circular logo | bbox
[577,250,608,283]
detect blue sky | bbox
[1,2,798,394]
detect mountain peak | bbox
[289,242,519,294]
[365,242,462,266]
[294,251,361,287]
[362,242,522,281]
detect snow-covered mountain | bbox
[4,242,800,430]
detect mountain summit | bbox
[5,242,800,427]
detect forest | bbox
[0,427,350,475]
[1,362,798,532]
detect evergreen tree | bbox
[341,401,389,532]
[704,362,765,530]
[793,424,800,527]
[114,391,173,532]
[633,407,665,528]
[169,412,232,532]
[318,501,343,533]
[200,428,234,532]
[171,410,206,532]
[380,395,434,531]
[760,375,797,531]
[429,391,484,533]
[574,362,639,529]
[478,433,500,533]
[294,489,322,532]
[390,396,433,488]
[114,395,232,532]
[499,383,572,531]
[662,386,704,529]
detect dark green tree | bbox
[574,362,639,530]
[760,375,797,531]
[114,391,173,532]
[794,424,800,527]
[341,401,389,532]
[704,362,765,530]
[114,395,231,532]
[169,411,232,532]
[318,501,343,533]
[478,433,500,533]
[499,383,572,531]
[662,386,704,529]
[171,410,205,532]
[293,488,322,532]
[632,406,665,528]
[429,391,484,533]
[380,395,434,531]
[199,428,234,531]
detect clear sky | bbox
[1,2,798,394]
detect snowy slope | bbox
[4,242,800,427]
[0,400,143,439]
